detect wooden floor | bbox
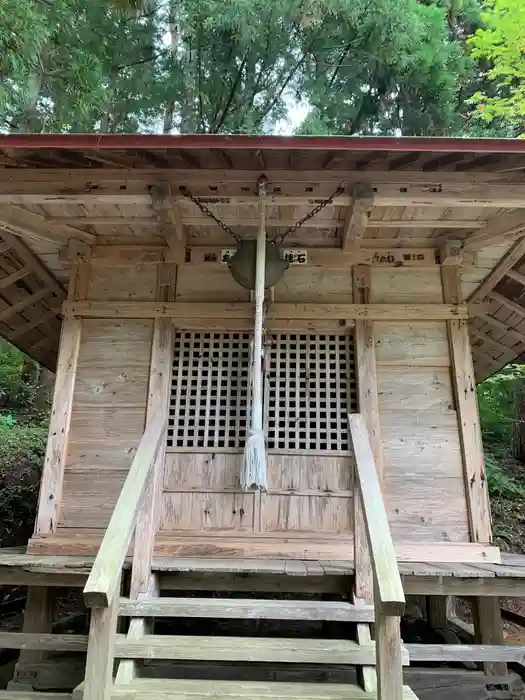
[1,548,525,590]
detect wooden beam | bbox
[0,232,66,299]
[2,167,520,185]
[505,267,525,286]
[469,238,525,302]
[341,185,375,249]
[448,319,492,544]
[83,416,166,608]
[463,210,525,251]
[0,632,87,651]
[489,291,525,318]
[406,643,524,664]
[4,184,525,207]
[348,414,405,616]
[46,215,487,230]
[0,266,31,289]
[471,328,518,357]
[477,311,525,344]
[35,316,81,535]
[0,287,50,322]
[188,247,438,268]
[0,206,96,246]
[63,301,469,321]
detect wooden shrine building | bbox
[1,134,525,700]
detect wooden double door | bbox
[159,329,357,557]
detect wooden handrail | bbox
[348,413,405,616]
[83,416,166,608]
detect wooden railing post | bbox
[348,413,406,700]
[84,574,121,700]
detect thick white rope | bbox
[241,178,267,490]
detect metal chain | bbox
[182,187,244,244]
[182,183,345,248]
[272,185,345,246]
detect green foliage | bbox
[0,0,502,136]
[476,363,525,446]
[468,0,525,134]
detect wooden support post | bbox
[116,263,175,684]
[442,265,492,545]
[376,602,403,700]
[473,597,507,677]
[8,587,55,690]
[35,315,81,535]
[352,265,382,693]
[84,576,121,700]
[35,263,85,536]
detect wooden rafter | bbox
[0,206,96,246]
[489,291,525,318]
[468,238,525,303]
[463,210,525,251]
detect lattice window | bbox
[265,333,356,451]
[167,332,251,449]
[168,331,356,452]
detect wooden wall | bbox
[31,251,492,560]
[59,265,156,530]
[371,267,470,544]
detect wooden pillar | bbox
[8,587,55,689]
[115,262,175,685]
[35,261,88,536]
[473,597,507,677]
[442,265,492,545]
[352,265,382,694]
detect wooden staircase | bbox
[0,413,416,700]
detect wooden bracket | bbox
[151,181,186,263]
[439,239,463,266]
[59,239,92,265]
[341,185,375,250]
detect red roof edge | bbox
[2,133,525,153]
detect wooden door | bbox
[161,330,356,557]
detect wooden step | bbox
[119,598,374,622]
[114,635,409,666]
[111,678,418,699]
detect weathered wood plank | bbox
[84,587,120,700]
[0,632,87,651]
[114,635,410,665]
[376,607,403,700]
[468,237,525,302]
[341,185,374,249]
[447,319,492,544]
[348,414,405,616]
[118,598,375,622]
[63,301,469,320]
[35,316,81,535]
[110,678,418,699]
[406,643,525,663]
